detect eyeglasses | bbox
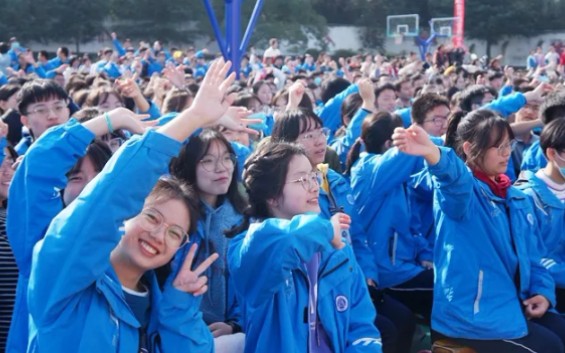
[107,137,124,151]
[494,140,517,156]
[137,207,188,248]
[25,101,68,117]
[286,171,321,191]
[199,154,236,173]
[299,128,330,142]
[423,116,448,127]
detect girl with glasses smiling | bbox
[169,129,248,353]
[227,142,382,353]
[393,109,565,353]
[25,59,256,353]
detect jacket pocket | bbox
[473,270,484,315]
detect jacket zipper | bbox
[473,270,484,314]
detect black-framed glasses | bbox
[199,153,236,173]
[286,171,321,191]
[137,207,188,248]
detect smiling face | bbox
[294,117,327,165]
[119,198,190,273]
[20,97,70,138]
[269,154,320,219]
[195,140,235,206]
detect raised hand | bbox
[287,81,305,110]
[330,212,351,250]
[163,62,186,89]
[358,78,375,111]
[188,59,235,126]
[173,243,219,296]
[392,125,440,164]
[107,107,155,134]
[115,78,143,99]
[217,106,260,135]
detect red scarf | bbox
[473,169,512,199]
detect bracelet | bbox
[104,112,114,134]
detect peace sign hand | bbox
[173,243,219,296]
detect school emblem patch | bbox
[335,295,349,312]
[527,213,535,226]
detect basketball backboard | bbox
[386,14,420,37]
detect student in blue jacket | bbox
[346,112,434,323]
[170,129,247,353]
[27,59,254,353]
[14,79,72,155]
[271,107,415,353]
[228,142,383,353]
[393,109,565,353]
[6,107,149,353]
[515,118,565,312]
[521,91,565,172]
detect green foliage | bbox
[1,0,565,54]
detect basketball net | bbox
[394,33,404,45]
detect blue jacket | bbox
[6,120,93,353]
[317,83,358,141]
[484,92,526,118]
[318,168,379,283]
[228,215,382,353]
[521,140,547,172]
[429,147,555,340]
[515,171,565,288]
[331,108,370,168]
[174,200,243,325]
[350,148,429,288]
[28,130,213,353]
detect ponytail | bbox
[345,138,363,176]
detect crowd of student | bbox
[0,33,564,353]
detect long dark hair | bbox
[345,112,403,175]
[169,129,247,214]
[226,142,306,237]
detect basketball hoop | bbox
[394,33,404,45]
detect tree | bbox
[430,0,542,58]
[46,0,110,53]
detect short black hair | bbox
[539,91,565,124]
[17,79,69,114]
[540,118,565,155]
[374,83,396,100]
[59,47,69,57]
[458,84,491,112]
[411,93,449,125]
[0,83,21,102]
[320,77,351,104]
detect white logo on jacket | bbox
[335,295,349,312]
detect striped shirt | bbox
[0,207,17,351]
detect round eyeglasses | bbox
[137,207,188,248]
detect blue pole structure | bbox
[202,0,263,78]
[202,0,228,59]
[229,0,241,79]
[239,0,265,53]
